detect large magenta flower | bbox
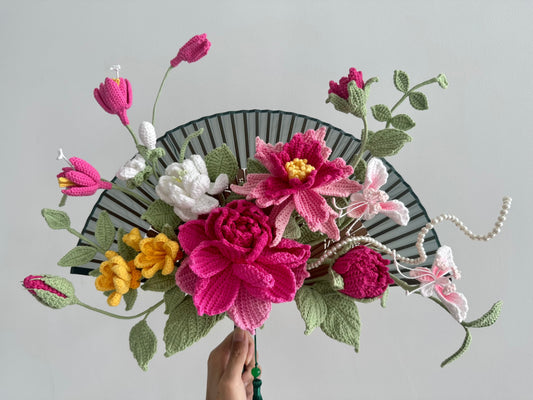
[94,77,132,125]
[231,127,362,245]
[57,157,112,196]
[332,246,393,299]
[175,200,310,332]
[328,67,365,100]
[170,33,211,67]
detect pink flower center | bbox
[285,158,315,181]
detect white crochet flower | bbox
[138,121,157,150]
[156,155,229,221]
[116,154,146,181]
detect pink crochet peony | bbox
[332,246,393,299]
[231,127,362,245]
[175,200,310,332]
[328,68,365,100]
[57,157,112,196]
[170,33,211,68]
[93,77,132,125]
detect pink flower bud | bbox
[170,33,211,68]
[57,156,112,197]
[23,275,77,309]
[94,77,132,125]
[328,68,365,100]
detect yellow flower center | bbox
[112,78,120,85]
[285,158,315,181]
[57,176,75,188]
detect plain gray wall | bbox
[2,1,532,399]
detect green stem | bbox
[76,299,164,320]
[125,124,140,147]
[66,227,107,253]
[108,182,152,206]
[386,77,438,128]
[152,66,173,125]
[389,273,419,292]
[349,115,369,169]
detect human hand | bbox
[206,328,256,400]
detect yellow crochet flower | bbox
[122,227,142,252]
[135,233,182,278]
[95,251,142,306]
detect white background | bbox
[2,1,532,399]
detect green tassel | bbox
[252,334,263,400]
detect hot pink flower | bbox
[348,158,409,225]
[332,246,393,299]
[328,67,365,100]
[57,157,112,196]
[231,127,362,245]
[94,77,132,125]
[409,246,468,322]
[175,200,310,332]
[170,33,211,68]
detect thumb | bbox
[223,328,249,380]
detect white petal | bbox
[190,155,208,175]
[192,195,219,215]
[208,173,229,195]
[138,121,157,150]
[434,246,459,278]
[365,158,389,191]
[379,200,410,225]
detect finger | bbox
[246,332,254,366]
[222,328,249,380]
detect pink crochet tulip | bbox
[332,246,393,299]
[176,200,310,332]
[347,158,409,225]
[328,67,365,100]
[231,127,362,245]
[94,77,132,125]
[57,157,112,196]
[409,246,468,322]
[170,33,211,68]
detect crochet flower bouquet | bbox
[24,34,511,377]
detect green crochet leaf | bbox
[441,327,471,368]
[141,199,182,232]
[164,296,224,357]
[353,158,367,182]
[320,290,361,352]
[129,320,157,371]
[326,93,351,114]
[117,228,138,261]
[41,208,71,230]
[283,213,301,239]
[88,268,101,277]
[380,287,389,308]
[371,104,392,122]
[366,129,412,157]
[299,223,327,246]
[161,224,177,240]
[363,77,379,95]
[57,246,97,267]
[463,301,502,328]
[394,70,410,93]
[329,270,344,291]
[353,296,380,304]
[295,286,327,335]
[95,211,116,251]
[205,144,239,182]
[347,81,367,118]
[247,158,269,174]
[390,114,416,131]
[123,289,137,311]
[409,91,429,110]
[164,286,187,315]
[141,271,177,292]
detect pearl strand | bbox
[307,197,512,270]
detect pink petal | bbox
[257,262,296,302]
[293,190,331,231]
[313,177,362,197]
[194,269,240,315]
[269,200,296,246]
[254,137,284,173]
[233,263,274,288]
[178,220,208,255]
[189,241,233,278]
[228,289,272,333]
[62,185,99,196]
[93,88,113,114]
[433,246,457,278]
[435,285,469,322]
[303,127,331,160]
[318,210,341,241]
[409,267,436,284]
[64,170,97,187]
[312,158,353,188]
[379,200,410,225]
[175,258,197,295]
[347,192,368,219]
[250,177,293,208]
[365,158,388,191]
[259,238,311,269]
[69,157,101,183]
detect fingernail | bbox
[234,328,245,342]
